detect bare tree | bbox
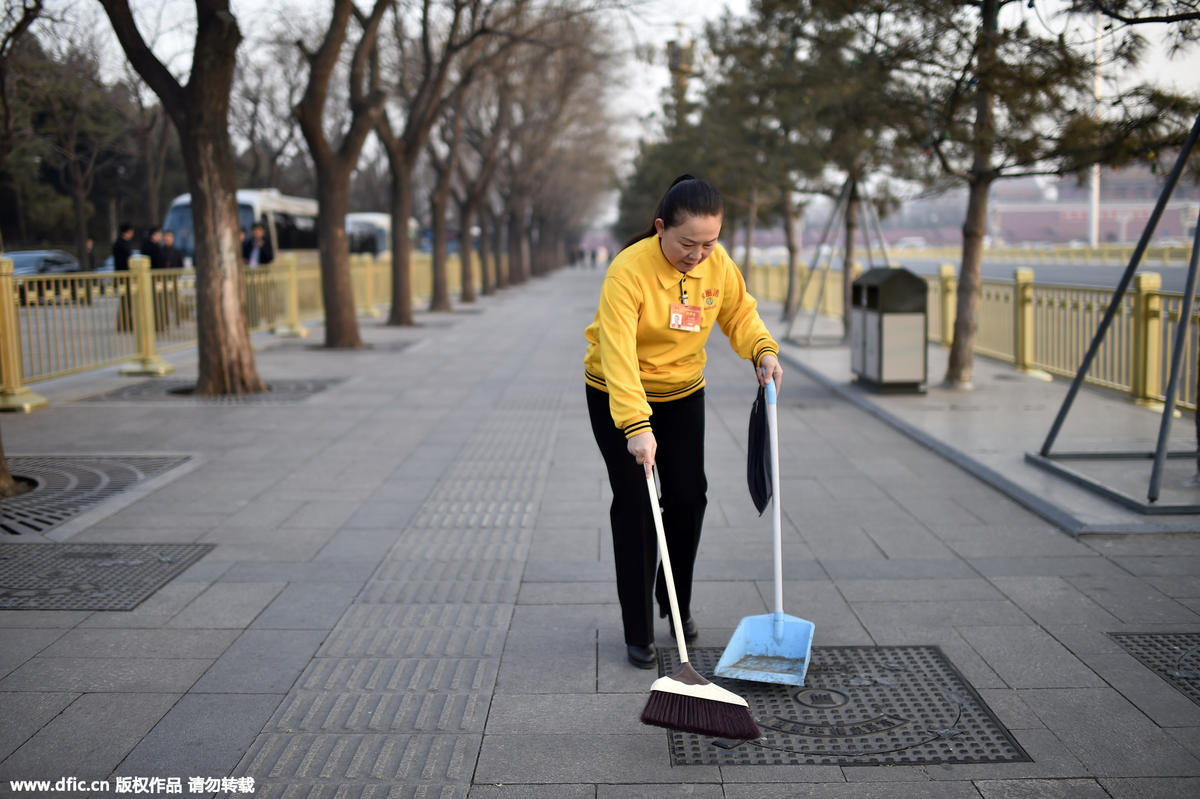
[99,0,265,395]
[294,0,391,349]
[453,72,510,298]
[426,90,466,310]
[232,44,304,188]
[372,0,544,325]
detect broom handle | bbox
[767,377,784,619]
[645,463,690,664]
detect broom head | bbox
[640,662,761,739]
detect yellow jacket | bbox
[584,235,778,438]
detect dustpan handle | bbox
[645,463,690,664]
[766,373,784,618]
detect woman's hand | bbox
[627,430,657,469]
[758,353,782,391]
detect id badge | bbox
[669,302,702,332]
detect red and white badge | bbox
[669,302,702,332]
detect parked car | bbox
[6,249,87,304]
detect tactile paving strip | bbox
[77,377,344,404]
[1109,632,1200,706]
[659,646,1030,766]
[0,542,213,610]
[0,455,191,536]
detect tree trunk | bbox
[506,202,527,285]
[945,0,998,388]
[101,0,264,396]
[144,113,169,223]
[429,175,453,311]
[781,183,801,319]
[315,173,362,348]
[386,155,415,325]
[478,205,495,293]
[73,183,89,266]
[181,121,266,395]
[742,184,757,292]
[0,422,27,499]
[946,176,990,386]
[459,200,477,303]
[489,204,507,289]
[842,179,859,340]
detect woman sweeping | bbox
[585,174,783,669]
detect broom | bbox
[639,462,762,740]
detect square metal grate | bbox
[77,378,344,404]
[1109,632,1200,706]
[0,542,213,610]
[658,646,1031,766]
[0,455,191,536]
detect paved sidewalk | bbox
[0,267,1199,798]
[776,309,1200,535]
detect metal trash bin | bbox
[850,267,927,392]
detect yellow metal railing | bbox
[0,251,486,410]
[897,244,1192,267]
[748,258,1195,411]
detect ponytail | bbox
[623,174,724,250]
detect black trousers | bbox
[587,385,707,647]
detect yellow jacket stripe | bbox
[584,236,778,438]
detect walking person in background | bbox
[162,230,184,269]
[113,223,135,331]
[584,174,783,670]
[242,222,274,267]
[141,226,166,270]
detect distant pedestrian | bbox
[141,226,167,270]
[584,174,781,670]
[112,224,134,271]
[162,231,184,269]
[84,238,96,271]
[242,222,274,267]
[113,223,135,332]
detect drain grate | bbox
[0,456,191,536]
[659,646,1030,766]
[77,378,344,404]
[1110,632,1200,706]
[0,542,213,610]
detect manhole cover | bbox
[1110,633,1200,705]
[0,456,191,536]
[658,646,1030,766]
[0,542,213,610]
[78,378,344,404]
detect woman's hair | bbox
[623,174,723,249]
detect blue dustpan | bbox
[715,378,815,687]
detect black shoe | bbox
[659,607,699,642]
[627,643,658,669]
[669,615,698,642]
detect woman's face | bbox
[655,213,722,275]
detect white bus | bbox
[346,212,392,256]
[163,188,319,264]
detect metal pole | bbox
[1148,207,1200,501]
[785,181,849,339]
[1039,110,1200,456]
[1088,11,1102,249]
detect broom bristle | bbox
[641,690,761,739]
[640,664,761,739]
